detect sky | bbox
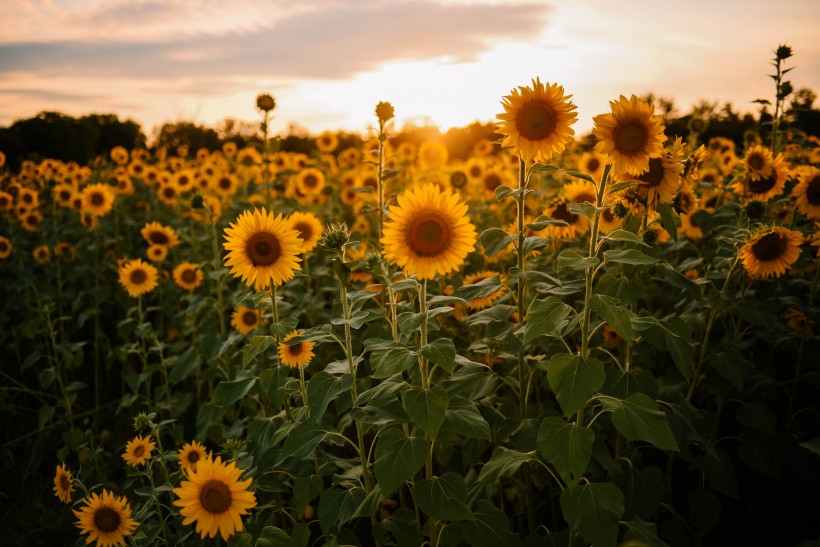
[1,0,819,141]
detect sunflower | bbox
[418,141,449,171]
[157,182,180,206]
[118,258,159,297]
[278,330,316,368]
[497,77,577,163]
[141,221,180,248]
[296,168,325,197]
[544,199,586,240]
[792,166,820,220]
[178,440,209,471]
[316,131,339,153]
[478,168,508,199]
[0,190,13,210]
[462,271,506,310]
[53,463,74,503]
[74,490,138,547]
[0,236,12,259]
[212,172,239,199]
[742,144,774,181]
[578,151,606,181]
[287,211,323,253]
[110,146,130,165]
[174,169,196,193]
[173,455,257,541]
[381,184,477,280]
[146,244,168,263]
[223,208,303,290]
[17,187,39,208]
[740,226,803,279]
[593,94,667,176]
[231,306,260,335]
[122,434,156,467]
[173,262,203,292]
[53,183,76,208]
[621,150,682,207]
[33,245,50,265]
[81,183,116,217]
[679,210,704,240]
[735,153,788,202]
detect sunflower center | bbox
[450,171,468,189]
[573,192,595,204]
[407,212,452,257]
[294,222,313,242]
[133,445,145,458]
[199,480,232,515]
[242,311,258,327]
[187,451,201,464]
[516,101,557,141]
[149,231,169,245]
[93,507,121,533]
[303,174,319,188]
[806,176,820,205]
[751,232,786,262]
[747,153,765,171]
[748,172,776,194]
[483,173,502,193]
[181,269,197,283]
[219,177,232,189]
[130,269,148,285]
[586,157,600,172]
[288,343,304,356]
[246,232,281,266]
[469,166,482,178]
[178,175,190,186]
[638,158,664,188]
[614,121,648,156]
[363,176,378,190]
[90,192,105,206]
[551,201,577,224]
[60,474,70,490]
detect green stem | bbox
[377,121,386,249]
[210,215,227,336]
[145,459,169,545]
[516,158,527,420]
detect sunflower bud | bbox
[190,192,204,210]
[642,228,658,245]
[133,411,154,432]
[256,93,276,113]
[320,223,350,254]
[744,199,766,220]
[775,44,793,61]
[612,201,629,219]
[375,101,395,124]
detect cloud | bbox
[0,1,551,80]
[0,88,104,102]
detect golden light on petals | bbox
[792,166,820,220]
[278,330,316,368]
[231,306,259,335]
[54,463,74,503]
[173,262,203,292]
[287,211,323,253]
[593,94,667,176]
[739,226,803,279]
[178,440,209,471]
[122,435,156,467]
[118,259,159,297]
[74,489,139,547]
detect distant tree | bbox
[154,121,219,153]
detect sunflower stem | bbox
[516,158,528,419]
[377,120,386,250]
[419,279,438,546]
[210,213,227,336]
[145,455,170,545]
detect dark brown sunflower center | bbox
[751,232,786,262]
[90,192,105,206]
[178,176,190,186]
[0,241,8,252]
[614,121,648,155]
[806,176,820,205]
[186,451,201,464]
[586,157,600,172]
[133,445,145,458]
[303,174,319,188]
[748,172,776,194]
[149,231,169,245]
[181,269,197,283]
[363,177,378,190]
[747,153,765,171]
[407,212,452,257]
[60,474,70,490]
[450,172,468,188]
[93,507,121,533]
[162,187,176,198]
[573,192,595,205]
[551,201,577,224]
[22,193,33,203]
[469,166,482,178]
[245,232,281,266]
[242,311,258,326]
[483,174,502,192]
[601,208,615,222]
[638,158,664,188]
[516,101,557,141]
[219,177,232,189]
[288,343,304,357]
[199,480,232,515]
[130,269,148,285]
[294,222,313,242]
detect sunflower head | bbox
[381,183,477,280]
[178,440,209,471]
[74,490,139,547]
[0,236,13,259]
[231,306,260,335]
[54,463,74,503]
[376,101,395,125]
[81,182,116,217]
[497,77,578,164]
[118,258,159,297]
[173,262,203,292]
[740,226,803,279]
[593,94,667,176]
[122,434,156,467]
[256,93,276,112]
[278,330,316,368]
[287,211,323,253]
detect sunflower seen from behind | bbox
[382,184,476,280]
[74,489,139,547]
[740,226,803,279]
[223,208,303,290]
[593,94,667,176]
[118,259,159,297]
[497,77,577,164]
[53,463,74,503]
[278,330,316,368]
[173,455,257,541]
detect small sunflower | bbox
[792,166,820,220]
[223,208,303,290]
[0,236,12,259]
[173,262,203,292]
[0,190,13,210]
[296,168,325,197]
[593,94,667,176]
[212,172,239,199]
[20,209,42,232]
[141,221,180,248]
[462,271,506,310]
[497,77,578,163]
[316,131,339,153]
[110,146,130,165]
[81,183,116,217]
[173,455,257,541]
[544,199,586,240]
[478,168,508,199]
[740,226,803,279]
[381,183,477,280]
[621,150,682,207]
[178,440,209,471]
[418,141,449,171]
[287,211,323,253]
[74,489,139,547]
[33,245,50,265]
[578,151,607,181]
[146,243,168,263]
[118,258,159,297]
[54,463,74,503]
[231,306,260,335]
[122,434,156,467]
[679,210,704,240]
[278,330,316,368]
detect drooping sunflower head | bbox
[592,94,667,176]
[73,489,139,547]
[287,211,323,253]
[223,208,303,290]
[792,166,820,220]
[81,183,116,218]
[173,262,203,292]
[118,258,159,297]
[231,305,260,335]
[497,77,578,163]
[122,434,156,467]
[178,441,209,471]
[739,226,803,279]
[278,330,316,368]
[172,455,257,541]
[381,183,477,280]
[54,463,74,503]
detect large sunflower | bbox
[792,166,820,220]
[54,463,74,503]
[278,330,316,368]
[81,183,116,217]
[178,440,209,471]
[231,306,260,335]
[74,490,139,547]
[173,456,257,541]
[593,95,667,176]
[173,262,204,292]
[735,153,788,202]
[122,435,156,467]
[287,211,323,253]
[740,226,803,279]
[497,77,578,163]
[223,208,303,290]
[381,184,477,280]
[118,258,159,297]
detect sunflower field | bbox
[2,46,819,547]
